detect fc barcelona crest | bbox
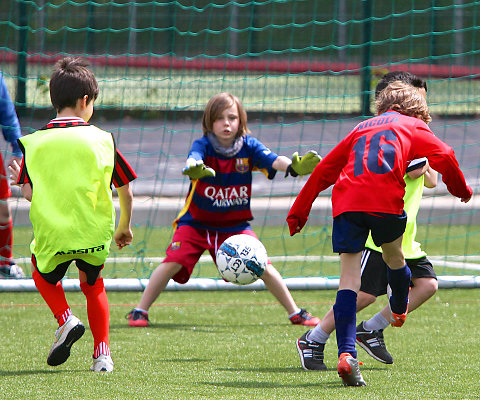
[235,158,249,173]
[170,241,181,251]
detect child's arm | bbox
[271,155,292,171]
[423,166,438,188]
[287,139,351,235]
[114,183,133,249]
[411,125,472,202]
[8,159,32,201]
[272,151,322,177]
[20,183,32,202]
[182,139,215,180]
[406,158,438,188]
[182,157,215,179]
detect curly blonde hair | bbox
[376,80,431,124]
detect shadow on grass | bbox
[158,358,212,363]
[217,365,389,373]
[218,366,301,373]
[111,321,277,331]
[201,380,343,389]
[110,322,230,332]
[0,369,81,376]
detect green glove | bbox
[182,158,216,179]
[286,150,322,177]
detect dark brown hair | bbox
[49,57,99,112]
[202,92,250,138]
[375,71,427,99]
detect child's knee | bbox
[81,277,105,295]
[382,252,405,269]
[414,277,438,297]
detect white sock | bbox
[134,307,148,314]
[307,325,330,344]
[364,313,389,331]
[288,308,302,318]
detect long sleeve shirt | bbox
[287,111,472,234]
[0,73,22,156]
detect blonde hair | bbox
[202,92,250,137]
[376,80,431,124]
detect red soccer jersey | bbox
[287,111,472,233]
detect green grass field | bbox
[0,289,478,399]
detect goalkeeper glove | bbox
[182,158,216,179]
[285,150,322,177]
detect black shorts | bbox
[359,248,436,297]
[332,211,407,253]
[32,255,103,286]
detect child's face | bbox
[212,103,240,147]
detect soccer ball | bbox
[216,234,268,285]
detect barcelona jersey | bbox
[175,135,278,231]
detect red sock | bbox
[0,219,13,267]
[32,267,71,326]
[81,278,110,354]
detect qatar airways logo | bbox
[204,186,249,208]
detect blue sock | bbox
[333,289,357,358]
[387,264,411,314]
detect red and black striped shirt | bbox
[17,118,137,188]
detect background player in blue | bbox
[127,92,322,327]
[0,72,25,278]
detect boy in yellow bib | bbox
[10,57,136,372]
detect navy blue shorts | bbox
[332,211,407,253]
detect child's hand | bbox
[114,226,133,249]
[182,158,216,179]
[8,159,21,186]
[461,186,473,203]
[286,214,307,236]
[287,151,322,177]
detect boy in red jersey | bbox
[296,72,439,369]
[287,81,472,386]
[9,57,136,372]
[127,92,321,328]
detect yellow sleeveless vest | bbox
[365,174,426,259]
[19,125,115,273]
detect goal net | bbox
[1,0,479,290]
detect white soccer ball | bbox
[216,234,268,285]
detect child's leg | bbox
[32,265,72,326]
[261,263,297,315]
[137,262,182,311]
[306,288,377,346]
[334,252,362,358]
[135,225,205,313]
[261,262,320,325]
[381,237,411,316]
[0,161,13,268]
[376,277,438,323]
[79,271,110,357]
[0,216,13,267]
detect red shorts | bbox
[164,225,268,284]
[0,154,11,199]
